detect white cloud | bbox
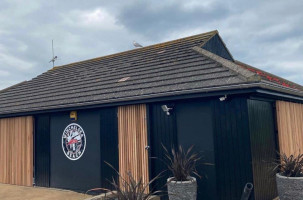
[63,8,122,30]
[182,0,218,10]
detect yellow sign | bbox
[70,111,77,121]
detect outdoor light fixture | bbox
[161,105,173,115]
[219,95,227,101]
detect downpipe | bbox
[240,183,254,200]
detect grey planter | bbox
[167,177,197,200]
[276,173,303,200]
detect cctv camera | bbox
[161,105,172,115]
[219,95,227,101]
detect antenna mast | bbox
[49,39,58,67]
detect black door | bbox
[248,99,278,200]
[35,114,51,187]
[50,110,101,191]
[149,100,217,200]
[175,101,217,200]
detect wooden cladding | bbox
[118,104,149,189]
[0,116,33,186]
[276,101,303,156]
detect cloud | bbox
[63,8,122,30]
[0,0,302,91]
[116,0,229,40]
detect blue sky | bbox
[0,0,302,90]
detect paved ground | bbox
[0,183,92,200]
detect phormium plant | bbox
[162,145,202,181]
[273,152,303,177]
[87,162,162,200]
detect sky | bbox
[0,0,302,90]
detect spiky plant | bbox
[163,145,201,181]
[106,172,161,200]
[87,162,162,200]
[274,152,303,177]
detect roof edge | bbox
[259,79,303,97]
[0,82,264,117]
[192,46,260,82]
[236,60,303,91]
[0,81,27,93]
[2,81,303,118]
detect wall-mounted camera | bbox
[219,95,227,102]
[161,105,173,116]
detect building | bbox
[0,30,302,200]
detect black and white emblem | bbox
[62,123,86,161]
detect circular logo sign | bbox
[62,123,86,161]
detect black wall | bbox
[202,34,233,61]
[34,96,278,199]
[35,114,50,187]
[213,97,254,200]
[149,103,178,194]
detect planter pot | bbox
[167,177,197,200]
[276,173,303,200]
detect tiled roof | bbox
[0,30,302,115]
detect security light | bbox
[161,105,173,115]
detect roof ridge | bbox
[51,30,218,71]
[192,46,261,82]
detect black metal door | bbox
[49,110,101,191]
[248,100,278,200]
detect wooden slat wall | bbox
[276,101,303,156]
[0,116,33,186]
[118,104,149,189]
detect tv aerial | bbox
[49,39,58,67]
